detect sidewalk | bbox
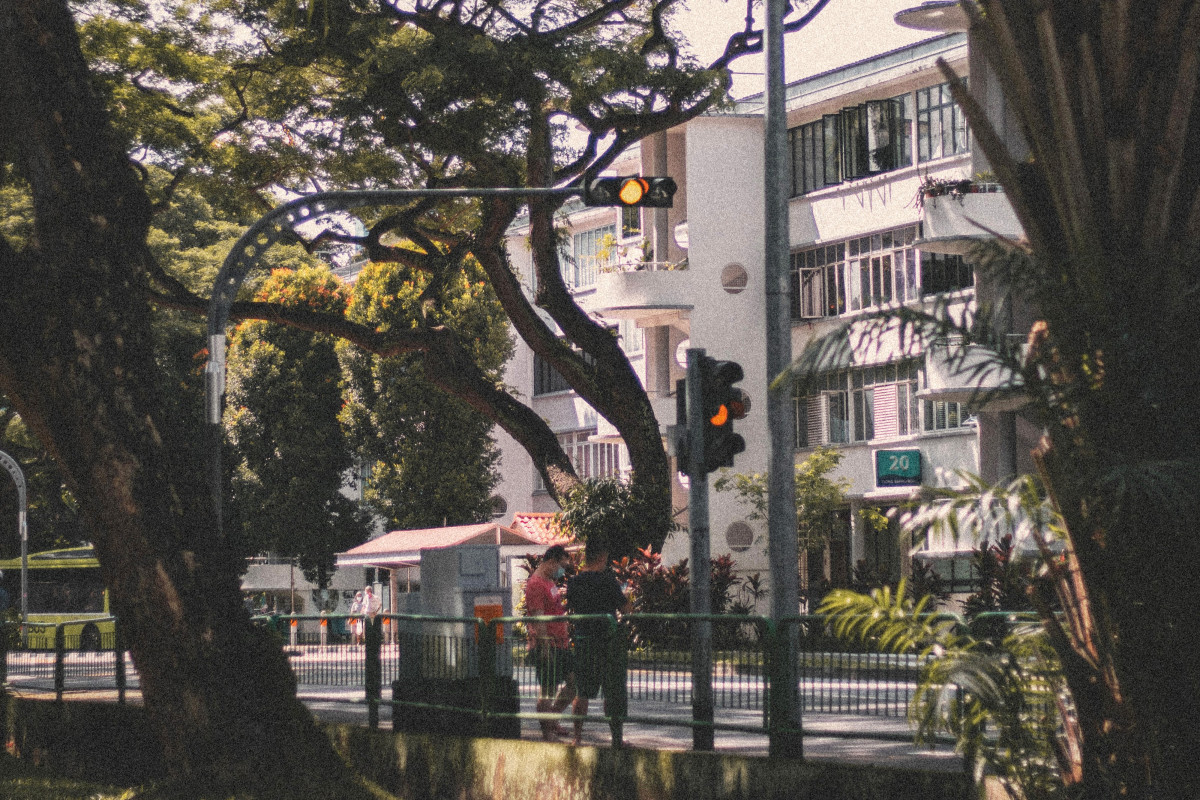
[2,678,966,774]
[295,685,965,772]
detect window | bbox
[921,250,974,295]
[534,430,625,491]
[618,320,642,355]
[792,243,846,318]
[793,372,850,447]
[840,97,911,180]
[791,226,921,317]
[794,362,923,447]
[917,82,969,162]
[563,225,615,289]
[924,398,972,432]
[621,206,641,238]
[791,115,841,195]
[896,369,921,435]
[534,353,572,395]
[789,93,917,195]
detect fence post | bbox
[605,618,628,748]
[54,623,66,702]
[477,618,496,731]
[766,617,803,757]
[114,621,126,705]
[365,615,382,729]
[1,621,8,685]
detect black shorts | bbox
[572,634,606,700]
[533,645,573,694]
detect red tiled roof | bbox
[509,512,576,546]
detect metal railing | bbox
[1,617,128,702]
[3,610,1059,754]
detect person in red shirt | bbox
[524,544,575,740]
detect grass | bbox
[1,753,136,799]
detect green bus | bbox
[0,545,113,650]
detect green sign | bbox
[876,449,922,487]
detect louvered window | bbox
[794,362,923,448]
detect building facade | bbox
[496,26,1036,608]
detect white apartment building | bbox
[497,24,1037,606]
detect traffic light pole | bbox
[685,348,714,751]
[764,0,803,757]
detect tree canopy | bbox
[340,257,512,530]
[2,0,831,789]
[225,266,371,584]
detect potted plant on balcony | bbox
[914,172,1000,209]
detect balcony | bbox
[589,260,692,326]
[920,339,1027,412]
[917,183,1024,255]
[592,391,679,442]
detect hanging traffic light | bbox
[700,358,747,474]
[582,176,677,207]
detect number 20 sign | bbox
[875,449,922,487]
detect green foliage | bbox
[898,472,1060,618]
[849,557,947,605]
[714,445,850,552]
[820,584,1076,799]
[339,260,511,530]
[610,548,751,648]
[0,407,85,558]
[225,267,370,585]
[899,472,1063,555]
[555,476,674,558]
[963,535,1038,618]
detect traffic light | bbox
[701,358,747,473]
[583,176,677,207]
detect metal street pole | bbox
[685,348,714,751]
[764,0,803,757]
[0,449,28,626]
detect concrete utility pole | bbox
[764,0,803,756]
[685,348,715,751]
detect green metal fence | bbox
[0,618,127,702]
[2,610,1061,753]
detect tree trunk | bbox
[0,1,372,795]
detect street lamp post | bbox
[0,449,29,626]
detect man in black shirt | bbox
[565,541,630,745]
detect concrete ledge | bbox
[1,695,980,799]
[326,724,978,800]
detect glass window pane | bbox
[853,390,865,441]
[823,115,841,186]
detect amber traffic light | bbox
[583,176,677,207]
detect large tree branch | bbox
[146,267,583,499]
